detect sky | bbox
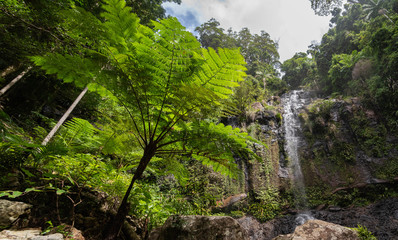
[163,0,333,62]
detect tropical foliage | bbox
[282,0,398,128]
[1,0,398,239]
[22,0,262,237]
[195,18,287,121]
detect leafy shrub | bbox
[246,187,281,222]
[354,224,377,240]
[0,143,28,170]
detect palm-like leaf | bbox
[194,48,247,99]
[63,118,97,145]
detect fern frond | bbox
[31,54,99,88]
[162,121,264,178]
[63,6,104,45]
[101,0,139,48]
[194,48,247,99]
[63,118,98,145]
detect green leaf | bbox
[24,187,36,193]
[0,192,9,198]
[10,191,23,198]
[56,189,66,195]
[21,168,34,178]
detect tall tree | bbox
[310,0,343,15]
[363,0,395,23]
[32,0,260,238]
[281,52,315,89]
[0,67,32,96]
[195,18,236,49]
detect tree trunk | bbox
[41,86,88,145]
[0,66,32,96]
[103,146,156,240]
[1,64,19,78]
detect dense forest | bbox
[0,0,397,239]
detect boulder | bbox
[0,199,32,227]
[65,227,85,240]
[148,215,247,240]
[214,193,247,213]
[237,215,296,240]
[272,219,360,240]
[0,229,63,240]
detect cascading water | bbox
[282,90,314,226]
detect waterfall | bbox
[282,90,314,225]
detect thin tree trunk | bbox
[1,64,19,78]
[103,146,156,240]
[41,86,88,146]
[0,66,32,96]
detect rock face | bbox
[0,199,32,227]
[244,101,287,198]
[299,97,398,190]
[273,219,360,240]
[148,215,247,240]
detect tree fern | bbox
[30,0,256,237]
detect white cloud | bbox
[163,0,332,62]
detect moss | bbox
[307,183,398,208]
[306,185,331,208]
[348,108,390,157]
[375,157,398,180]
[247,122,262,139]
[308,99,334,120]
[330,142,356,165]
[275,112,282,124]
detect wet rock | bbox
[314,198,398,240]
[273,219,360,240]
[0,199,32,227]
[278,167,289,179]
[148,215,247,240]
[315,204,327,211]
[328,206,342,212]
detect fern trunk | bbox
[41,86,88,145]
[0,66,32,96]
[104,144,156,240]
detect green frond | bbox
[169,121,264,178]
[134,17,200,89]
[63,118,98,145]
[101,0,139,47]
[31,54,100,88]
[163,157,189,185]
[194,48,247,99]
[63,6,104,45]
